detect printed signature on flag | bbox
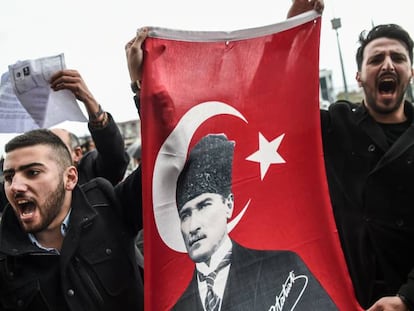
[268,271,308,311]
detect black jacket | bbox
[173,242,337,310]
[0,169,143,311]
[78,113,129,185]
[321,100,414,308]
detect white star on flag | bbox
[246,132,286,180]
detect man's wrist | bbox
[397,294,413,311]
[89,111,108,129]
[88,104,109,128]
[130,80,141,94]
[89,104,105,121]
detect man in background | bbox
[321,24,414,311]
[50,69,129,186]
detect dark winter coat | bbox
[321,100,414,308]
[0,169,143,311]
[173,242,337,310]
[78,112,130,185]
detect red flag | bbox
[141,12,361,311]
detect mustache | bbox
[188,232,207,246]
[14,192,32,201]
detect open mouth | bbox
[378,77,397,94]
[16,198,36,220]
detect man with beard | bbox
[321,24,414,311]
[0,129,143,311]
[0,69,129,216]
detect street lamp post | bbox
[331,17,349,99]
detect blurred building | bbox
[117,119,141,148]
[319,69,335,105]
[116,119,141,178]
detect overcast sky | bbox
[1,0,413,149]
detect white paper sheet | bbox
[0,53,87,133]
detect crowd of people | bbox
[1,0,414,310]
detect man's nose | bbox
[9,175,28,193]
[382,56,396,71]
[189,212,202,232]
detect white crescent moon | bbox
[152,101,249,252]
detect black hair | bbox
[5,129,73,169]
[356,24,414,70]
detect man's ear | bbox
[356,71,362,87]
[225,194,234,219]
[64,166,78,191]
[72,146,83,165]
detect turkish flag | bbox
[141,12,361,311]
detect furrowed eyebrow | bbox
[3,162,45,175]
[179,198,210,214]
[196,198,211,207]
